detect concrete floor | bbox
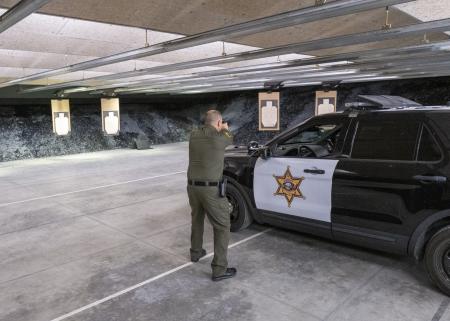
[0,142,449,321]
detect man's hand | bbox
[221,122,229,131]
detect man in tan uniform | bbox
[187,110,236,281]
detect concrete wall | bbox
[1,77,450,162]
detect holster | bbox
[219,178,227,198]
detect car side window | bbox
[351,119,420,161]
[417,126,442,162]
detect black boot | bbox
[191,249,207,262]
[212,268,237,281]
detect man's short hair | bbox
[204,110,222,125]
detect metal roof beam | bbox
[115,59,450,95]
[1,0,413,88]
[0,0,51,33]
[64,51,450,94]
[22,22,450,94]
[149,70,450,95]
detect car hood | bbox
[225,145,250,156]
[225,145,265,159]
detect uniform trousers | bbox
[187,185,230,277]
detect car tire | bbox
[424,225,450,296]
[226,183,253,232]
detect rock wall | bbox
[0,103,205,162]
[1,77,450,162]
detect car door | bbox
[253,115,350,237]
[332,112,446,254]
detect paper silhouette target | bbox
[101,98,121,136]
[261,100,278,127]
[103,111,120,135]
[315,91,337,115]
[259,92,280,131]
[51,99,71,136]
[54,112,70,135]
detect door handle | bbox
[304,168,325,175]
[413,175,447,184]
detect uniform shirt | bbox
[188,125,233,181]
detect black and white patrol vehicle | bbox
[223,95,450,295]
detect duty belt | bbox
[188,180,219,187]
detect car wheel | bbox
[425,226,450,296]
[226,183,253,232]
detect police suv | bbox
[223,96,450,295]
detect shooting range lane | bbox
[0,143,448,321]
[0,142,264,321]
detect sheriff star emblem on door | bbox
[273,166,305,207]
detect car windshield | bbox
[282,124,338,145]
[265,117,313,146]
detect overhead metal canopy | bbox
[108,48,450,95]
[100,54,450,95]
[0,0,413,89]
[22,16,450,95]
[22,17,450,95]
[0,0,51,33]
[4,0,450,98]
[21,44,450,96]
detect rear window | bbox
[351,119,420,161]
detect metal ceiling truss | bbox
[0,0,51,33]
[22,18,450,94]
[128,74,391,95]
[149,70,450,95]
[109,57,450,95]
[2,0,413,89]
[90,63,450,96]
[58,47,450,95]
[154,64,450,95]
[54,42,450,94]
[23,39,450,95]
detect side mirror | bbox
[248,141,259,152]
[260,147,271,160]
